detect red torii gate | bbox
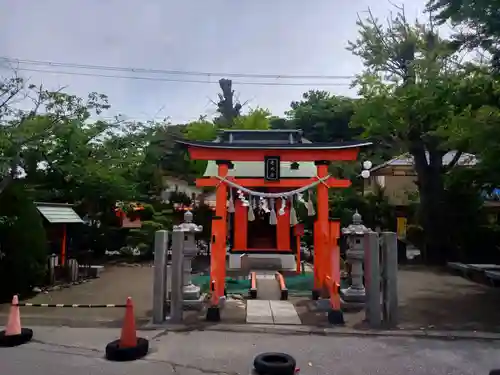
[176,129,371,321]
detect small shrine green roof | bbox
[35,202,84,224]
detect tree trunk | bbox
[411,145,450,265]
[0,176,11,196]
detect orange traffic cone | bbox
[5,295,22,336]
[0,295,33,347]
[119,297,137,348]
[105,297,149,361]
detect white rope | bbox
[215,175,331,198]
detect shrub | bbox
[0,183,48,302]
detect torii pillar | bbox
[313,160,331,299]
[210,160,230,300]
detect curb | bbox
[209,325,500,341]
[3,314,500,341]
[0,314,151,329]
[145,323,500,341]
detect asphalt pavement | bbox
[1,327,500,375]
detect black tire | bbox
[0,328,33,347]
[105,337,149,362]
[253,352,296,375]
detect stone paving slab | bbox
[270,300,301,325]
[246,300,273,324]
[246,300,301,325]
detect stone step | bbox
[270,300,301,325]
[246,300,273,324]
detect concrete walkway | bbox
[0,265,153,327]
[246,300,301,325]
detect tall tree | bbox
[272,90,397,171]
[426,0,500,69]
[286,90,361,142]
[348,6,497,264]
[214,79,242,126]
[0,73,111,195]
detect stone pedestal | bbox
[176,211,202,301]
[165,262,204,311]
[182,250,201,300]
[342,251,365,302]
[341,211,371,303]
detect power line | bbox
[6,67,352,87]
[0,56,355,81]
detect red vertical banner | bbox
[276,202,290,250]
[61,224,67,267]
[234,199,247,250]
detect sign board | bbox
[294,224,304,236]
[264,156,280,181]
[396,217,407,239]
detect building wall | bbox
[365,175,418,206]
[162,177,201,198]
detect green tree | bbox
[181,107,273,178]
[23,118,150,212]
[347,6,497,264]
[0,73,111,195]
[286,91,361,142]
[151,124,193,180]
[0,182,47,301]
[426,0,500,69]
[185,119,217,141]
[233,108,271,130]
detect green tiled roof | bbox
[36,203,84,224]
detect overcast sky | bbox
[0,0,427,124]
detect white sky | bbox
[0,0,430,124]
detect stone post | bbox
[169,227,184,323]
[381,231,398,327]
[341,211,371,303]
[176,211,203,300]
[365,231,382,328]
[152,230,168,324]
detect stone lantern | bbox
[174,210,203,300]
[341,210,371,303]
